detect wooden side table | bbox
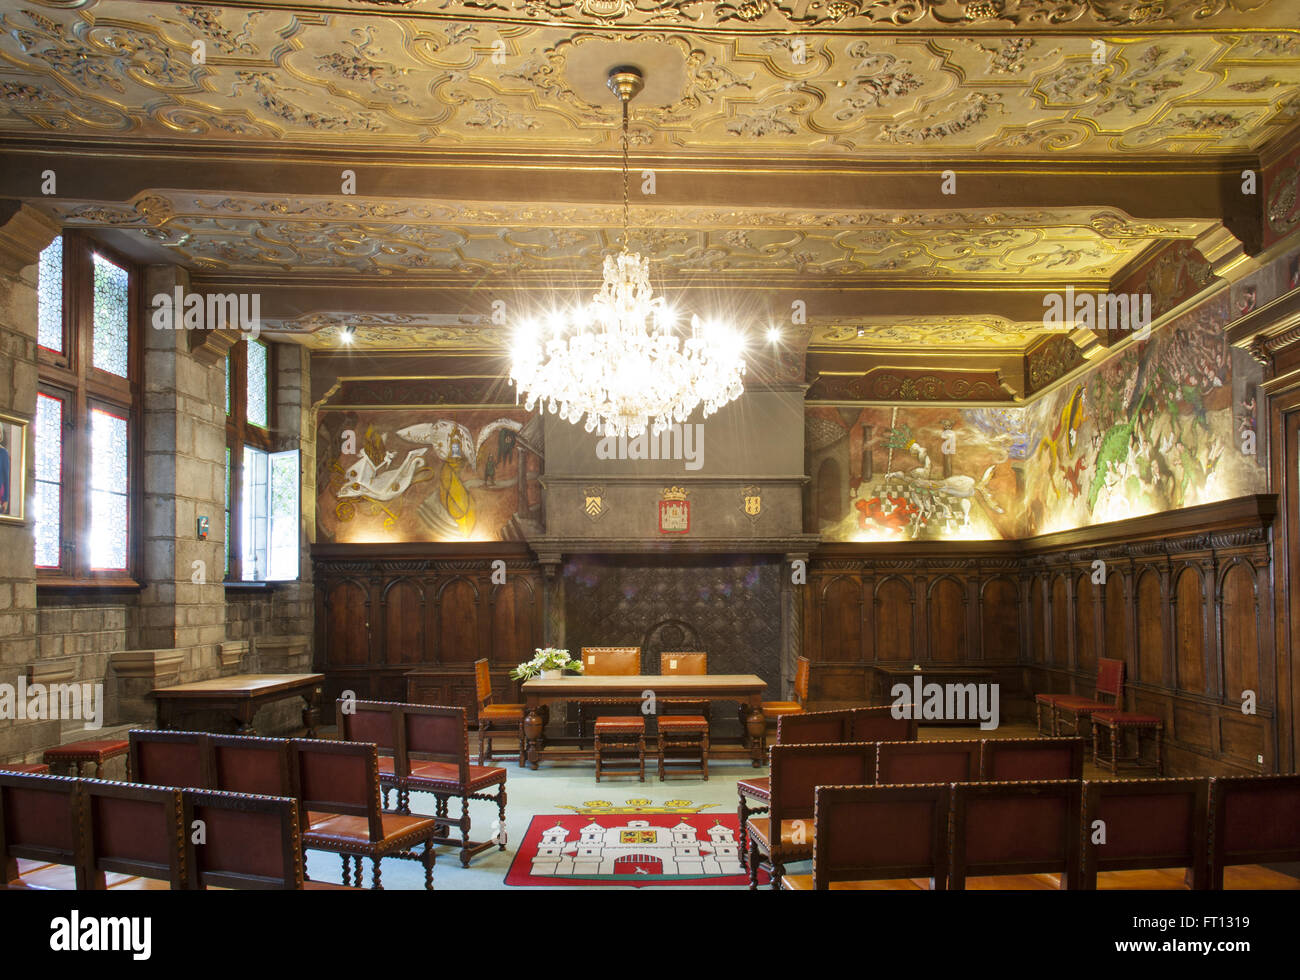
[1092,712,1163,775]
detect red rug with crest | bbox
[504,798,768,887]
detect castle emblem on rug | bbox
[658,486,690,534]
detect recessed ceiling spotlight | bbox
[856,326,866,338]
[341,324,356,344]
[767,327,781,343]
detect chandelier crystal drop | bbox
[508,66,746,440]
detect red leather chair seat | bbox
[737,776,771,802]
[760,702,803,716]
[305,811,439,848]
[595,716,645,733]
[480,704,525,720]
[658,715,708,732]
[0,763,49,774]
[406,761,507,792]
[43,739,129,763]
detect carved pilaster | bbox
[539,556,565,649]
[782,552,808,700]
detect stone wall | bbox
[0,208,314,764]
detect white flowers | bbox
[511,647,584,680]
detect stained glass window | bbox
[246,339,268,429]
[33,393,62,568]
[37,237,63,354]
[89,407,128,570]
[92,252,130,378]
[225,355,232,417]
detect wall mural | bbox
[316,409,543,543]
[1022,292,1267,536]
[808,405,1026,541]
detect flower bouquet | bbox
[511,647,584,681]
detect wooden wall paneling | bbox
[1174,563,1208,696]
[980,576,1020,662]
[1102,567,1129,688]
[820,575,864,663]
[875,576,914,663]
[1028,573,1047,665]
[1135,565,1168,688]
[436,576,480,665]
[1074,570,1098,676]
[381,576,425,667]
[1050,573,1071,670]
[927,575,966,663]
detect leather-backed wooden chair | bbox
[979,737,1085,781]
[782,784,951,890]
[1209,774,1300,889]
[746,742,877,891]
[658,652,711,721]
[1035,657,1124,736]
[950,780,1083,890]
[577,647,642,744]
[182,789,354,890]
[745,656,810,755]
[397,703,508,868]
[337,698,404,809]
[736,707,860,865]
[128,729,212,789]
[1081,777,1209,889]
[876,739,981,785]
[0,771,87,890]
[81,779,185,890]
[210,733,296,798]
[474,658,530,767]
[850,705,919,743]
[293,739,437,890]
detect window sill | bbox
[223,580,299,591]
[37,577,142,594]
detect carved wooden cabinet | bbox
[312,543,543,720]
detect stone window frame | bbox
[225,338,277,582]
[35,230,142,587]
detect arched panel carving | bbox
[874,577,913,663]
[1074,573,1098,675]
[382,578,424,666]
[981,576,1020,662]
[491,578,538,666]
[928,577,966,663]
[1221,561,1260,705]
[1050,574,1069,666]
[325,580,369,668]
[821,576,863,662]
[437,577,480,664]
[1175,566,1207,694]
[1136,569,1166,686]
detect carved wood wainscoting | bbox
[804,541,1027,716]
[311,543,543,719]
[805,495,1280,776]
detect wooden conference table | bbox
[151,672,325,736]
[520,673,768,769]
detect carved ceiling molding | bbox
[0,5,1296,155]
[806,366,1014,401]
[38,194,1196,279]
[810,315,1040,349]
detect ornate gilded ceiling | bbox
[1,0,1296,387]
[1,3,1297,154]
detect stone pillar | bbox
[137,264,228,655]
[0,204,59,761]
[781,552,808,700]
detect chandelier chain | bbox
[621,97,630,250]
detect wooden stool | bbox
[594,717,645,782]
[657,715,709,781]
[0,763,49,774]
[43,738,130,778]
[1092,713,1163,775]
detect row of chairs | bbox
[1,769,353,890]
[737,705,920,834]
[783,774,1300,891]
[128,730,438,888]
[337,699,508,867]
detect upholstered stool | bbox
[0,762,49,774]
[43,738,129,778]
[594,716,645,782]
[657,715,709,781]
[1092,712,1163,775]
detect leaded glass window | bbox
[225,355,232,417]
[92,252,130,378]
[89,407,128,570]
[37,237,63,354]
[33,392,62,568]
[246,339,268,429]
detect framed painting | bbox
[0,411,29,524]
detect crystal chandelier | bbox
[509,66,746,440]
